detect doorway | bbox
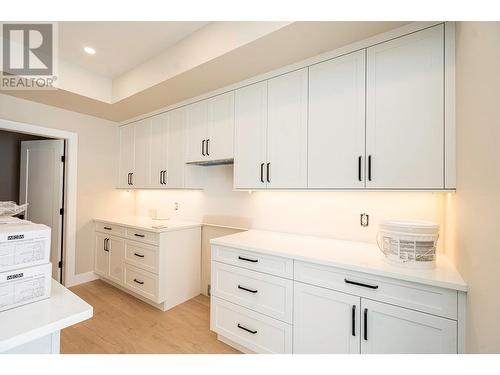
[0,130,66,283]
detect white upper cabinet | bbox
[132,119,152,187]
[360,299,457,354]
[185,100,208,163]
[118,123,135,188]
[267,68,308,189]
[308,50,366,189]
[206,92,235,161]
[366,24,445,189]
[166,108,187,188]
[234,81,268,189]
[185,91,235,164]
[149,113,168,188]
[294,282,361,354]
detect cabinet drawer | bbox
[123,263,159,302]
[211,245,293,279]
[210,297,292,354]
[211,261,293,323]
[125,228,159,245]
[295,261,457,319]
[95,222,125,236]
[124,240,158,274]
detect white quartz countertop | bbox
[93,216,202,233]
[0,279,93,352]
[210,230,467,292]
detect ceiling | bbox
[59,21,209,78]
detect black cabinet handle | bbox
[163,170,167,185]
[133,278,144,285]
[104,238,109,252]
[238,256,258,263]
[202,140,206,156]
[358,156,362,182]
[260,163,264,183]
[160,171,163,185]
[134,233,145,238]
[206,139,210,156]
[368,155,372,181]
[134,252,145,258]
[364,308,368,341]
[352,305,356,336]
[130,173,134,185]
[266,162,271,183]
[127,173,131,185]
[238,285,258,294]
[344,278,379,289]
[237,323,257,334]
[103,226,112,231]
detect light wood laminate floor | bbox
[61,279,240,354]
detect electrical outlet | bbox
[174,202,179,211]
[360,213,369,227]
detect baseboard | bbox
[66,271,99,287]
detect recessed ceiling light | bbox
[83,46,96,55]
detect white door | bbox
[94,233,109,277]
[267,68,308,188]
[206,91,235,161]
[20,140,64,281]
[118,123,135,188]
[366,24,444,189]
[234,81,268,189]
[166,108,186,188]
[185,101,208,163]
[107,236,124,285]
[293,282,361,354]
[133,119,151,187]
[309,50,366,189]
[149,114,168,188]
[360,299,457,354]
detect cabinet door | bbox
[118,124,135,188]
[366,24,444,189]
[267,68,308,188]
[149,114,168,188]
[185,101,208,163]
[166,108,186,188]
[206,91,235,161]
[94,233,109,277]
[294,282,361,354]
[108,236,124,285]
[360,299,457,354]
[133,119,152,187]
[309,50,366,188]
[234,81,268,189]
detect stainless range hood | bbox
[186,158,234,166]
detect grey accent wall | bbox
[0,130,47,202]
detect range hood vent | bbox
[186,158,234,166]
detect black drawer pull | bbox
[344,278,379,289]
[103,226,112,230]
[368,155,372,181]
[238,285,258,294]
[352,305,356,336]
[358,156,362,182]
[134,253,145,258]
[237,323,257,334]
[238,256,258,263]
[133,278,144,285]
[134,233,145,238]
[364,308,368,341]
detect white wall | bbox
[448,21,500,353]
[0,93,135,274]
[135,165,448,249]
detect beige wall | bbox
[0,93,135,274]
[448,22,500,353]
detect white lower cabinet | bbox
[210,240,465,354]
[94,233,124,285]
[360,299,457,354]
[293,282,361,354]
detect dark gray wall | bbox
[0,130,47,202]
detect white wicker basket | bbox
[377,220,440,269]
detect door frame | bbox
[0,118,78,286]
